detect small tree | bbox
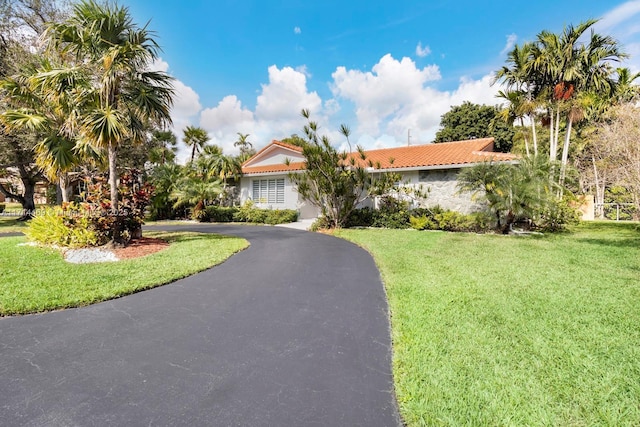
[288,109,402,229]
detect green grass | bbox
[0,231,248,316]
[0,202,29,233]
[336,222,640,426]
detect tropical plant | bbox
[288,109,404,229]
[44,0,174,236]
[233,132,255,157]
[495,20,626,189]
[1,59,103,202]
[457,156,567,233]
[170,175,222,220]
[183,125,209,163]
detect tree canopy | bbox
[434,102,515,153]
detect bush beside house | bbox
[203,203,298,225]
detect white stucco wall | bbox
[240,174,320,219]
[240,167,480,218]
[250,147,305,167]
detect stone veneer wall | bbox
[416,168,480,214]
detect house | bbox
[240,138,516,219]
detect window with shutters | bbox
[252,178,285,204]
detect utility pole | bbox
[407,129,411,146]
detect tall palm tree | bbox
[494,42,539,155]
[556,26,624,186]
[183,125,209,163]
[233,132,254,156]
[44,0,174,215]
[497,90,531,155]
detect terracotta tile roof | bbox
[242,161,305,175]
[241,138,517,175]
[349,138,516,170]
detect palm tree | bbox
[183,125,209,163]
[196,145,241,188]
[613,67,640,104]
[233,132,254,156]
[45,0,174,216]
[497,90,531,156]
[0,60,93,202]
[171,175,222,220]
[494,42,539,155]
[556,26,624,186]
[498,20,625,187]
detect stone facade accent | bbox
[415,168,479,213]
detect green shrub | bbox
[372,196,410,229]
[309,216,330,231]
[345,207,375,227]
[193,207,209,222]
[204,206,239,222]
[538,198,581,232]
[25,206,100,248]
[469,211,495,232]
[231,201,298,225]
[409,215,436,231]
[263,209,298,225]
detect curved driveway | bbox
[0,225,401,426]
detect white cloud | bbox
[595,1,640,32]
[294,26,301,34]
[500,34,518,55]
[295,64,312,78]
[594,1,640,82]
[330,54,499,147]
[150,58,169,73]
[415,42,431,57]
[256,65,322,121]
[156,53,505,161]
[198,65,320,153]
[331,54,441,135]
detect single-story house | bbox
[240,138,516,219]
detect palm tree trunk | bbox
[520,117,530,156]
[559,117,573,188]
[108,142,118,211]
[530,115,538,156]
[549,108,555,161]
[59,173,71,203]
[553,107,560,160]
[592,155,604,218]
[107,141,124,243]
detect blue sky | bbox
[124,0,640,160]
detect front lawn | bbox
[0,202,29,233]
[0,231,248,316]
[336,222,640,426]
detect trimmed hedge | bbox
[204,206,298,225]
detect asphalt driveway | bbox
[0,225,401,426]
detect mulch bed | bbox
[112,237,169,260]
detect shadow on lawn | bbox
[145,231,238,244]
